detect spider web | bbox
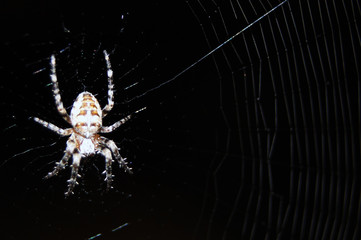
[0,0,360,239]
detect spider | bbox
[33,50,143,197]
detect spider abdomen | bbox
[70,92,102,138]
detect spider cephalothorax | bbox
[33,50,143,197]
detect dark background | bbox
[0,0,360,239]
[0,1,220,239]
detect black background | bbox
[0,1,220,239]
[0,0,361,240]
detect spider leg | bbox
[33,117,72,136]
[50,54,72,124]
[65,149,82,197]
[100,114,131,133]
[101,137,133,174]
[102,50,114,117]
[100,147,115,190]
[100,107,146,133]
[44,138,76,179]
